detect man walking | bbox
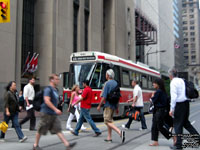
[97,69,125,143]
[122,80,147,130]
[71,80,101,136]
[168,67,199,150]
[33,74,76,150]
[20,76,36,130]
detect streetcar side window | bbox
[90,63,102,89]
[148,76,153,89]
[122,70,130,87]
[141,74,148,89]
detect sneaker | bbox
[0,138,5,142]
[93,132,101,137]
[19,136,28,143]
[121,130,125,143]
[66,127,73,131]
[71,131,78,136]
[66,142,77,150]
[121,124,129,130]
[80,126,87,131]
[139,128,147,131]
[33,145,42,150]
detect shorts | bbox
[37,113,62,135]
[104,107,114,124]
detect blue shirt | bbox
[40,86,59,115]
[102,80,118,110]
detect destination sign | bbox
[72,56,96,61]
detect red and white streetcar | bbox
[63,51,160,117]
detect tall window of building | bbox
[183,26,188,30]
[183,21,187,24]
[21,0,35,71]
[184,44,188,47]
[84,0,90,51]
[73,0,79,52]
[190,26,195,30]
[191,43,195,48]
[191,37,195,42]
[189,15,194,18]
[190,20,195,24]
[182,4,186,7]
[191,55,196,60]
[190,32,195,36]
[184,38,188,41]
[189,9,194,13]
[189,3,193,7]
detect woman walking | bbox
[149,79,171,146]
[0,81,27,143]
[66,85,86,131]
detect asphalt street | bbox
[0,100,200,150]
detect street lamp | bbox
[146,49,166,65]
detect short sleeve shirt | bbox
[133,85,144,107]
[23,83,35,100]
[101,80,118,110]
[40,86,59,115]
[81,86,92,109]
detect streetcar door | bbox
[63,72,69,89]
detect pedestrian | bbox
[168,67,200,150]
[0,81,27,143]
[18,90,25,110]
[97,69,125,143]
[19,76,36,130]
[66,84,86,131]
[71,80,101,136]
[122,80,147,131]
[33,74,76,150]
[149,78,172,146]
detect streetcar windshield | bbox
[72,63,95,88]
[69,62,120,89]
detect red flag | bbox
[31,54,39,72]
[27,53,36,72]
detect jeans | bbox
[0,112,24,140]
[126,107,147,129]
[74,108,101,135]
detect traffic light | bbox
[0,0,10,23]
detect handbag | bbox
[69,105,76,115]
[125,107,140,121]
[148,100,154,113]
[0,121,8,133]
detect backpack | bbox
[184,79,199,99]
[33,86,52,111]
[107,83,121,104]
[33,90,44,111]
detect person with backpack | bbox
[0,81,27,143]
[168,67,200,150]
[33,74,76,150]
[19,76,36,130]
[122,80,147,131]
[97,69,125,143]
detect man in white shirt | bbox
[20,76,36,130]
[122,80,147,130]
[168,67,199,150]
